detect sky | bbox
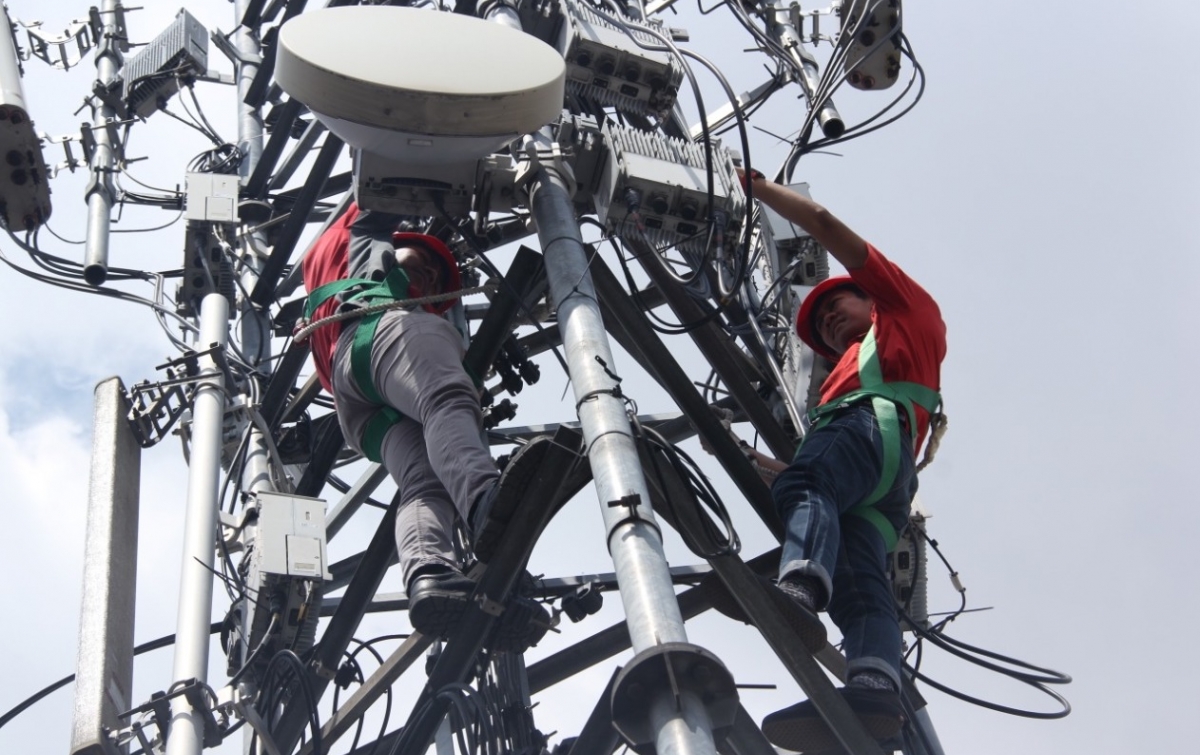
[2,1,1198,754]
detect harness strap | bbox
[361,405,403,466]
[803,326,942,552]
[305,269,414,463]
[305,268,482,465]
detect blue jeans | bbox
[773,404,916,689]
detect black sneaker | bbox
[761,686,904,752]
[699,571,827,652]
[469,436,552,563]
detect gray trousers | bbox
[331,309,498,588]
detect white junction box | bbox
[253,491,332,581]
[185,172,238,222]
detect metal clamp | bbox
[513,129,578,206]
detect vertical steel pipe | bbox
[165,293,230,755]
[763,1,844,139]
[235,0,273,493]
[528,167,718,755]
[82,0,121,284]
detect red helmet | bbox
[391,232,462,315]
[795,275,859,360]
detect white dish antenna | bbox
[276,6,566,165]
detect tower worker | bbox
[301,202,548,650]
[738,168,947,750]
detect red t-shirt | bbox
[818,243,946,452]
[301,203,359,394]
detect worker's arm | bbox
[348,208,404,282]
[738,168,868,270]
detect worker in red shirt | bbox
[738,169,946,750]
[301,203,548,650]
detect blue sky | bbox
[2,1,1198,754]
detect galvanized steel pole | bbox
[165,293,230,755]
[235,0,274,494]
[82,0,121,285]
[528,166,719,755]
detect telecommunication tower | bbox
[0,1,1072,754]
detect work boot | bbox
[489,595,552,653]
[761,687,904,752]
[408,567,552,652]
[407,568,474,639]
[699,571,827,652]
[469,436,553,563]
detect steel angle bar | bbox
[708,558,882,755]
[393,426,585,755]
[275,193,354,299]
[273,171,352,208]
[515,281,666,364]
[279,373,321,425]
[245,98,304,198]
[638,452,882,754]
[270,118,326,190]
[318,592,408,615]
[251,134,345,306]
[326,550,395,593]
[566,669,623,755]
[715,558,885,755]
[526,549,779,694]
[242,0,308,108]
[719,705,778,755]
[295,633,433,755]
[344,731,403,755]
[326,462,390,541]
[294,412,345,497]
[271,498,399,753]
[624,235,796,460]
[591,254,782,538]
[462,245,546,380]
[259,341,310,429]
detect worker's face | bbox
[393,245,445,296]
[814,288,873,355]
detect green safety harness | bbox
[802,325,942,552]
[303,267,415,464]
